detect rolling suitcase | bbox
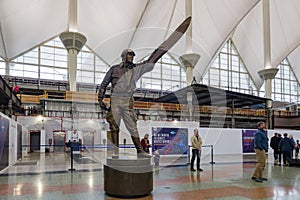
[288,159,300,167]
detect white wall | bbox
[118,121,241,156]
[0,113,27,168]
[16,116,300,156]
[8,118,17,165]
[198,128,243,156]
[40,130,46,153]
[21,126,29,155]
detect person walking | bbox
[190,129,203,172]
[277,133,283,165]
[279,133,294,166]
[251,122,269,182]
[289,134,296,159]
[270,133,281,165]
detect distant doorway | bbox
[53,131,66,152]
[30,130,40,152]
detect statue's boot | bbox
[131,136,152,158]
[111,130,119,159]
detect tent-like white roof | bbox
[1,0,300,90]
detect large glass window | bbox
[5,37,186,92]
[40,38,69,80]
[8,37,109,85]
[260,59,300,103]
[0,57,5,75]
[202,39,257,95]
[77,50,94,84]
[10,48,39,78]
[95,57,109,84]
[139,54,186,91]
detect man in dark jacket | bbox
[279,133,294,166]
[270,133,281,165]
[277,133,283,164]
[251,122,269,182]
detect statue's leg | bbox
[122,98,152,158]
[106,108,121,158]
[130,136,152,158]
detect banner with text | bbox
[242,129,268,153]
[152,127,188,155]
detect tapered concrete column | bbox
[59,32,87,91]
[179,53,200,120]
[257,0,277,129]
[258,68,278,129]
[258,68,278,104]
[179,53,200,85]
[5,61,9,76]
[182,0,200,121]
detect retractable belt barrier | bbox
[187,145,215,165]
[22,144,215,168]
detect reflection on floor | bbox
[0,151,299,200]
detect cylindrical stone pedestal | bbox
[104,157,153,198]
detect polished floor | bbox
[0,151,299,200]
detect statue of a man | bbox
[98,17,191,158]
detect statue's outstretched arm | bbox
[147,17,191,64]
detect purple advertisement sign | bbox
[242,130,256,153]
[242,129,268,153]
[152,127,188,155]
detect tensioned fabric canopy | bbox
[0,0,300,91]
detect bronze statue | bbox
[98,17,191,158]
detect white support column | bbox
[5,60,9,75]
[59,0,86,92]
[262,0,273,105]
[258,0,278,129]
[180,0,201,121]
[185,0,193,53]
[68,49,78,91]
[68,0,78,32]
[265,79,272,100]
[181,0,201,85]
[259,0,276,100]
[263,0,271,70]
[59,32,86,92]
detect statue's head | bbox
[121,49,135,63]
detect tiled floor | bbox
[0,151,299,200]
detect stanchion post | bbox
[69,146,76,172]
[209,145,215,165]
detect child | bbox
[154,150,160,167]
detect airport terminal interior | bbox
[1,0,300,199]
